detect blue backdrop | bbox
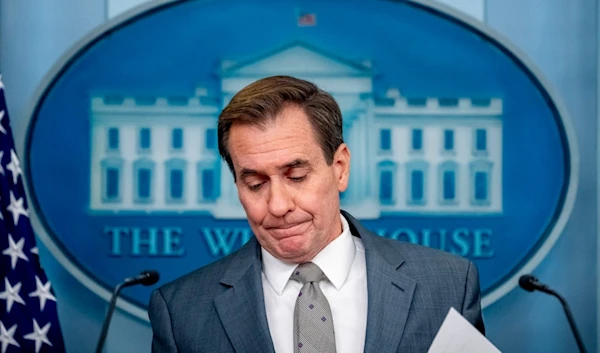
[0,0,596,352]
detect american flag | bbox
[297,12,317,27]
[0,75,65,352]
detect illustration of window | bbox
[172,128,183,150]
[412,171,424,200]
[107,169,119,198]
[107,127,119,151]
[171,170,183,198]
[438,161,458,204]
[139,128,151,151]
[133,159,154,203]
[412,129,423,151]
[474,128,487,154]
[165,158,186,203]
[197,161,220,202]
[444,129,454,151]
[205,128,217,150]
[407,160,428,205]
[469,160,492,206]
[101,158,123,202]
[379,129,392,152]
[377,160,397,205]
[139,169,151,198]
[475,172,487,200]
[202,169,215,198]
[443,171,455,199]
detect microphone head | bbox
[519,274,537,292]
[139,270,160,286]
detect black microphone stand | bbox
[538,286,587,353]
[95,271,159,353]
[520,275,587,353]
[95,281,133,353]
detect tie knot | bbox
[291,262,325,284]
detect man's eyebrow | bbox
[238,159,310,180]
[281,159,309,169]
[239,168,258,180]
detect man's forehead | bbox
[228,113,315,150]
[226,106,325,173]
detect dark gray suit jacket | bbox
[149,211,485,352]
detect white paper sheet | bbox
[427,307,501,353]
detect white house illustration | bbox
[89,42,503,218]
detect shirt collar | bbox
[261,214,356,295]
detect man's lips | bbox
[263,221,311,238]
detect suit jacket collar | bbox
[342,210,416,353]
[214,238,276,353]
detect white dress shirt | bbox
[261,215,368,353]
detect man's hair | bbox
[218,75,344,177]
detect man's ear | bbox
[332,143,351,192]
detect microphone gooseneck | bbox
[95,270,160,353]
[518,274,587,353]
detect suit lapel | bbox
[214,238,275,353]
[343,211,416,353]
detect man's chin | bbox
[275,241,314,263]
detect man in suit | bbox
[149,75,485,353]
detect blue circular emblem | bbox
[24,0,577,318]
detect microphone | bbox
[518,274,552,293]
[95,270,160,353]
[124,269,160,286]
[519,274,587,353]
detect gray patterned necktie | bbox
[291,262,337,353]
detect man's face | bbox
[228,105,350,263]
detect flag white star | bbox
[2,234,28,269]
[5,150,22,185]
[0,322,19,353]
[0,76,4,90]
[0,111,6,135]
[29,276,56,311]
[24,319,52,353]
[0,278,25,313]
[6,191,29,226]
[31,247,38,255]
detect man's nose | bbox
[267,180,295,217]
